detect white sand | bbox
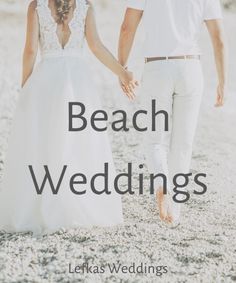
[0,1,236,282]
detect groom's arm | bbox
[118,8,143,67]
[205,20,228,107]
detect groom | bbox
[118,0,227,224]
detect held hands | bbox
[119,69,139,100]
[215,83,227,107]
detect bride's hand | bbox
[119,70,138,100]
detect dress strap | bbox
[78,0,90,18]
[36,0,46,8]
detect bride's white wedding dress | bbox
[0,0,123,234]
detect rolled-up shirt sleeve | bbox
[127,0,146,10]
[204,0,223,20]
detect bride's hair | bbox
[54,0,73,24]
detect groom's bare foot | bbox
[156,189,173,224]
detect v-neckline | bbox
[46,0,78,50]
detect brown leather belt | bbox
[145,55,200,63]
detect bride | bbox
[0,0,136,235]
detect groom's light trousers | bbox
[141,59,204,219]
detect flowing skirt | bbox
[0,55,123,235]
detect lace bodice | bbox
[36,0,89,58]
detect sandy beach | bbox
[0,1,236,282]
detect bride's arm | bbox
[22,0,39,88]
[85,3,136,99]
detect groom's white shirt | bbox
[127,0,223,57]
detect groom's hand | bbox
[119,70,139,100]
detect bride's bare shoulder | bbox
[28,0,37,12]
[26,0,38,19]
[25,0,39,28]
